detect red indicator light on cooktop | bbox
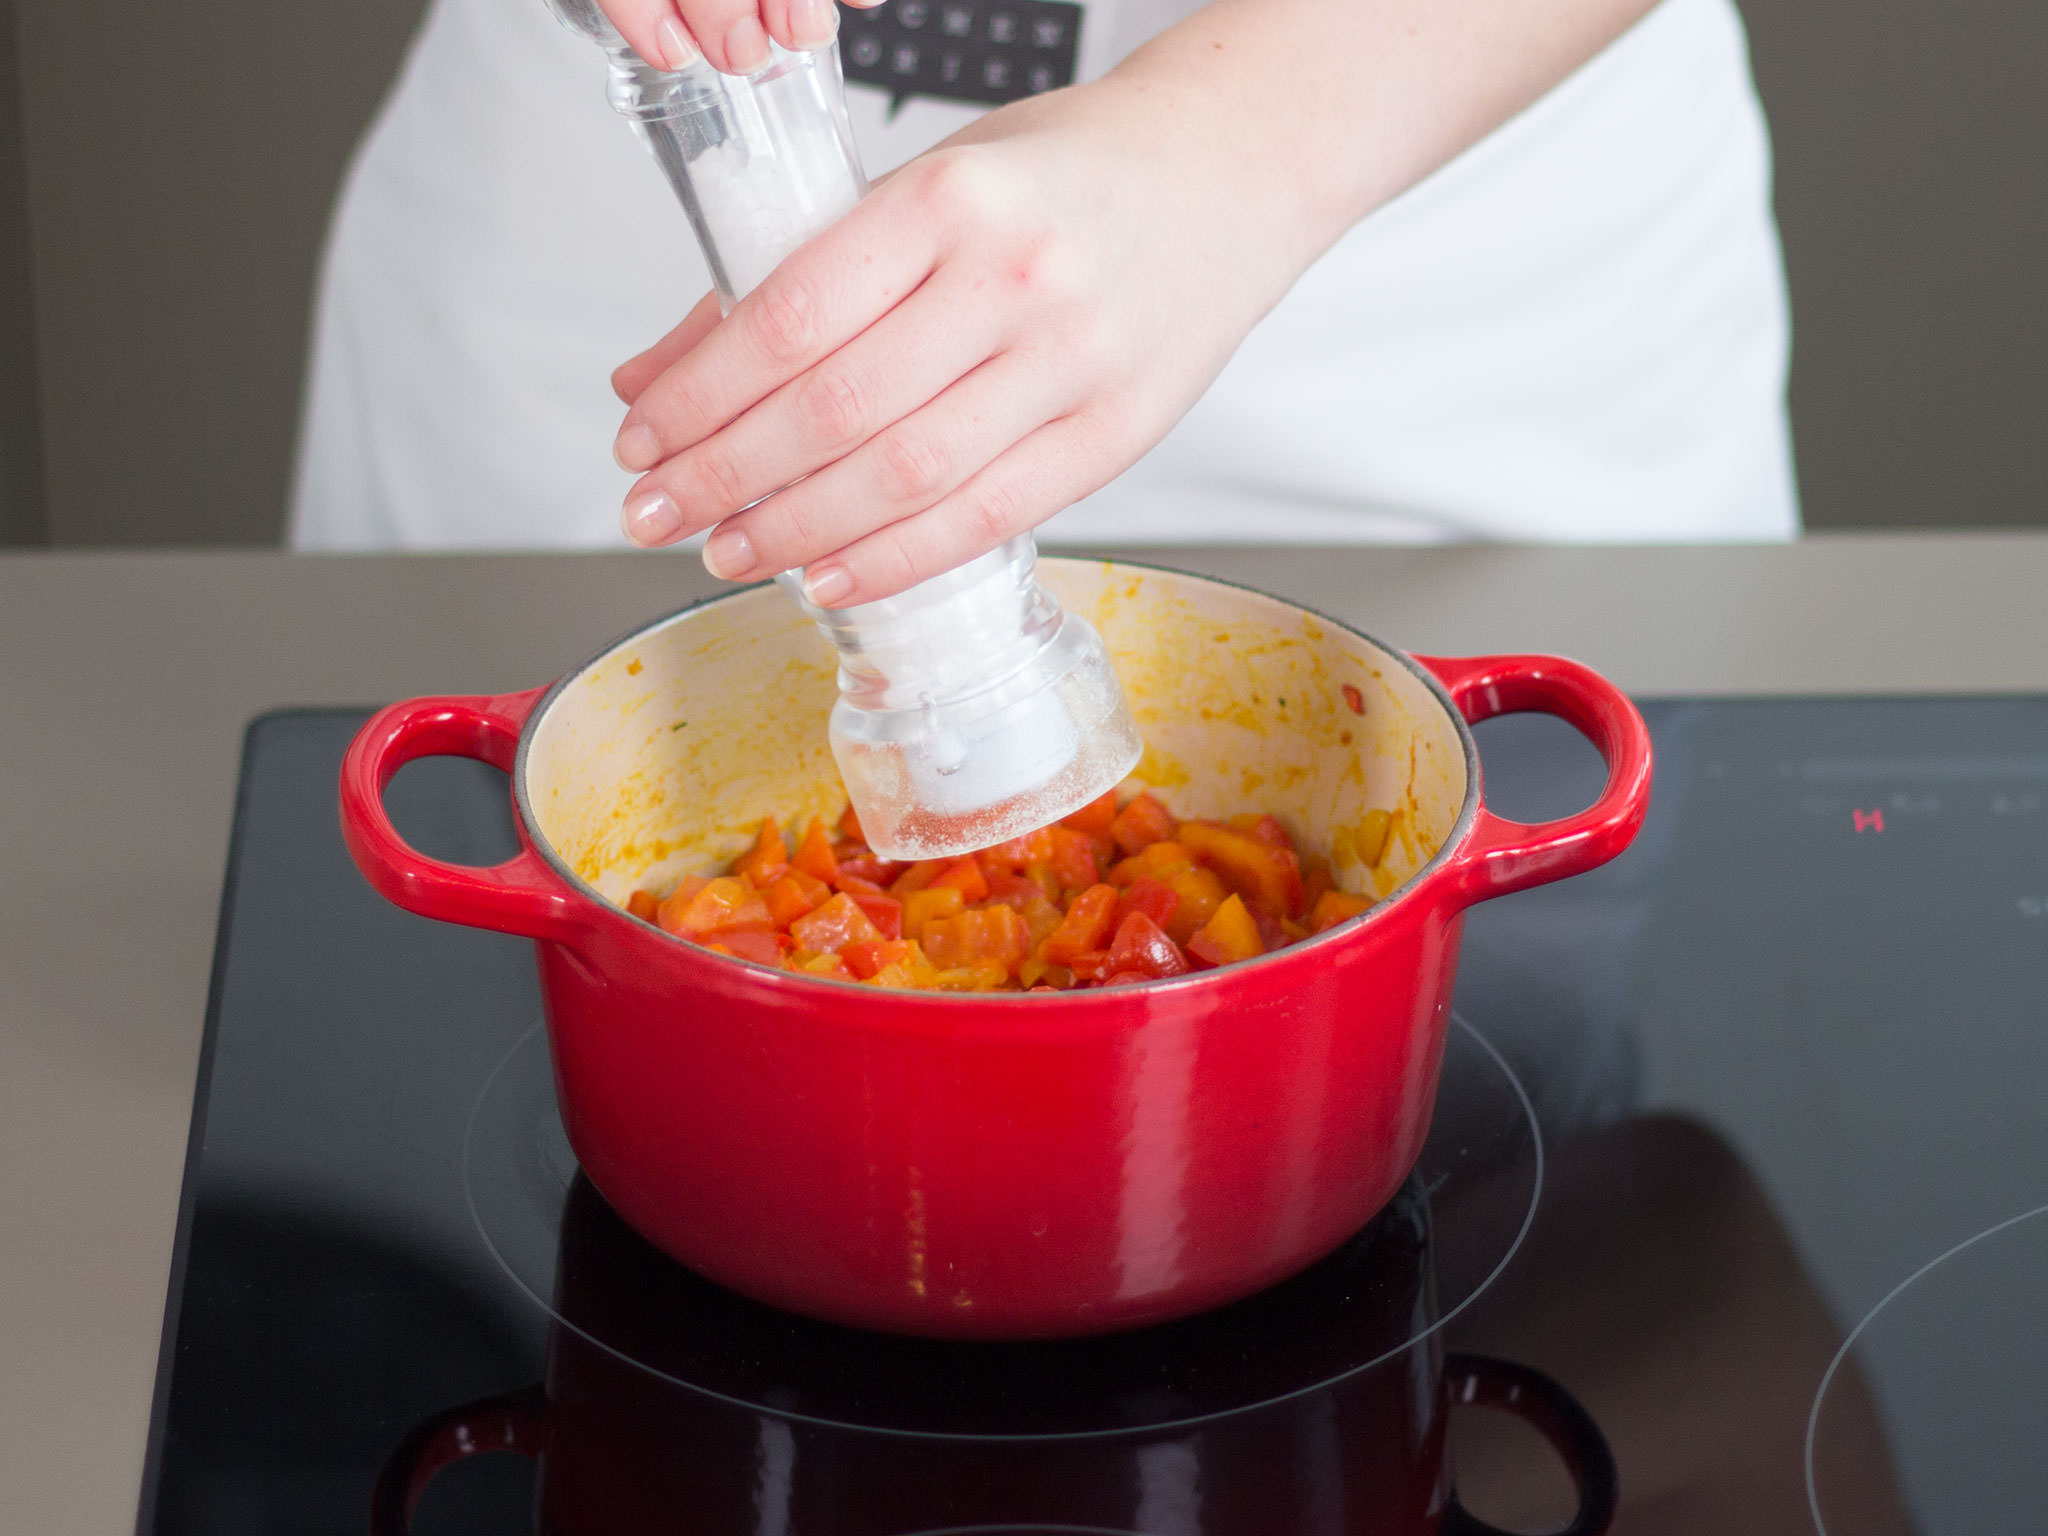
[1853,808,1885,833]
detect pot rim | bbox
[510,556,1484,1003]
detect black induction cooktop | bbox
[136,698,2048,1534]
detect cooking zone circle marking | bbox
[460,1010,1545,1440]
[1806,1198,2048,1533]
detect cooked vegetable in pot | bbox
[624,790,1375,991]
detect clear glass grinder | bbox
[544,0,1141,857]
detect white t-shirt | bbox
[289,0,1798,550]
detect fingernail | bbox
[803,563,853,606]
[613,422,662,473]
[788,0,838,50]
[723,14,771,74]
[623,490,683,546]
[702,525,756,579]
[656,16,700,70]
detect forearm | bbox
[989,0,1663,288]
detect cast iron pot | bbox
[370,1173,1617,1535]
[340,560,1650,1337]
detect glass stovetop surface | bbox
[138,698,2048,1534]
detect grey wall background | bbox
[0,0,2043,547]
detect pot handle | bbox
[1417,654,1652,908]
[339,689,589,944]
[1441,1353,1619,1536]
[368,1384,546,1536]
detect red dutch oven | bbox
[340,560,1650,1338]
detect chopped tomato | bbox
[638,791,1342,991]
[1106,911,1190,980]
[1342,683,1365,715]
[1110,792,1178,856]
[923,904,1029,970]
[660,876,769,938]
[1040,884,1120,965]
[790,892,881,954]
[791,817,839,884]
[1116,877,1180,933]
[837,803,865,842]
[843,938,919,980]
[850,892,903,940]
[703,927,789,966]
[983,866,1050,909]
[761,873,825,927]
[1186,894,1264,968]
[1045,827,1103,893]
[980,828,1055,869]
[883,861,939,900]
[835,855,904,890]
[1060,789,1120,839]
[1067,949,1112,982]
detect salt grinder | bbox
[545,0,1141,857]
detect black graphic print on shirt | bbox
[839,0,1083,110]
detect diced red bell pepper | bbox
[1308,889,1375,933]
[1045,827,1103,894]
[1186,893,1264,968]
[1106,911,1190,980]
[929,857,990,904]
[1109,792,1179,856]
[791,817,839,884]
[1116,876,1180,933]
[1059,789,1120,839]
[625,889,661,924]
[732,817,789,887]
[850,892,903,940]
[837,803,865,842]
[1179,821,1305,918]
[834,873,889,898]
[789,891,881,955]
[1101,970,1152,988]
[1040,883,1119,965]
